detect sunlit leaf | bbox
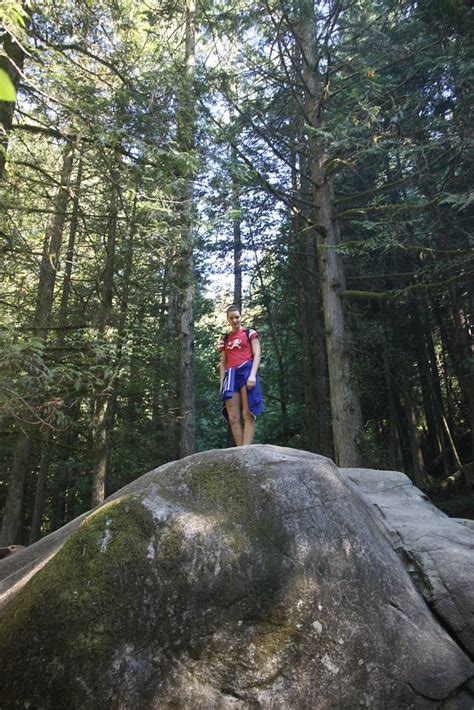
[0,69,16,101]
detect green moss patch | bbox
[159,459,288,554]
[0,495,157,708]
[251,617,301,665]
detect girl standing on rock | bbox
[219,304,264,446]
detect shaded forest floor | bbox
[428,490,474,521]
[424,460,474,520]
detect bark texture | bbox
[299,9,362,466]
[177,0,196,458]
[91,178,118,507]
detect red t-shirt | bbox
[219,328,259,368]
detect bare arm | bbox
[247,338,261,389]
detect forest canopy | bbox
[0,0,473,545]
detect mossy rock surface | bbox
[0,497,158,706]
[1,446,473,709]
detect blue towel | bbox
[220,361,264,419]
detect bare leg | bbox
[241,386,256,445]
[225,393,243,446]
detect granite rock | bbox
[0,446,472,709]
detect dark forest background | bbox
[1,0,473,546]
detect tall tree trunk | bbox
[0,433,33,544]
[177,0,196,458]
[291,148,333,457]
[382,345,404,472]
[166,259,181,461]
[448,287,474,483]
[0,145,74,545]
[299,10,362,466]
[408,296,450,475]
[434,300,473,488]
[231,144,242,310]
[28,144,85,540]
[424,313,466,477]
[51,399,81,529]
[28,429,51,544]
[313,164,362,466]
[57,143,84,331]
[91,177,118,507]
[32,146,75,339]
[103,196,138,471]
[420,155,473,472]
[401,380,429,489]
[179,211,195,458]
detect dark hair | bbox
[226,304,241,315]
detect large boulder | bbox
[343,467,474,658]
[0,446,473,709]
